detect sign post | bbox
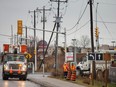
[103,53,111,87]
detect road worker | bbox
[70,63,76,72]
[63,62,68,78]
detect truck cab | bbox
[2,53,28,80]
[77,56,91,75]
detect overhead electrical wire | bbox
[93,3,114,39]
[96,1,116,6]
[74,0,88,37]
[61,3,68,16]
[98,14,113,39]
[67,20,90,35]
[93,20,116,24]
[0,34,11,37]
[67,2,89,31]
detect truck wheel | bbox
[19,76,27,81]
[22,77,27,81]
[3,76,8,80]
[76,69,80,76]
[96,70,103,81]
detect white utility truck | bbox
[2,53,28,80]
[77,50,116,80]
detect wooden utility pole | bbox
[36,6,51,77]
[89,0,95,85]
[25,26,27,45]
[50,0,68,75]
[29,10,39,71]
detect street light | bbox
[72,39,77,65]
[111,41,115,49]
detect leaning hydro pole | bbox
[50,0,68,74]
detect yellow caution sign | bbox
[34,50,36,55]
[25,53,32,59]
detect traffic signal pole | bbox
[95,3,99,51]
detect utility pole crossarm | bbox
[23,26,65,34]
[50,0,68,3]
[36,7,51,12]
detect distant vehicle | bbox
[2,53,28,80]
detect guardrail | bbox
[109,67,116,83]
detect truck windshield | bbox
[4,54,25,62]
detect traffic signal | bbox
[34,49,36,55]
[95,27,99,39]
[17,20,23,35]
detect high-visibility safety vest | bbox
[70,65,76,71]
[63,64,68,72]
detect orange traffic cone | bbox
[71,71,76,81]
[66,70,71,80]
[18,68,21,74]
[9,67,13,74]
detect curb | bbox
[27,78,59,87]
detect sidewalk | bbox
[27,73,86,87]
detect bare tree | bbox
[80,35,90,48]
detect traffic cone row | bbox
[70,71,76,81]
[66,70,72,80]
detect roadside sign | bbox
[96,53,103,60]
[103,53,111,61]
[66,52,73,61]
[88,53,95,60]
[88,53,103,60]
[17,20,23,35]
[25,53,32,59]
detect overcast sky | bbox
[0,0,116,51]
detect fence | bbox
[109,67,116,83]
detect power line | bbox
[61,3,68,16]
[99,15,113,38]
[67,20,90,35]
[93,20,116,24]
[93,4,114,39]
[67,2,89,31]
[96,2,116,6]
[0,34,11,37]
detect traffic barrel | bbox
[70,71,76,81]
[66,70,71,80]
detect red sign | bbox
[20,45,27,53]
[38,40,47,52]
[3,44,9,52]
